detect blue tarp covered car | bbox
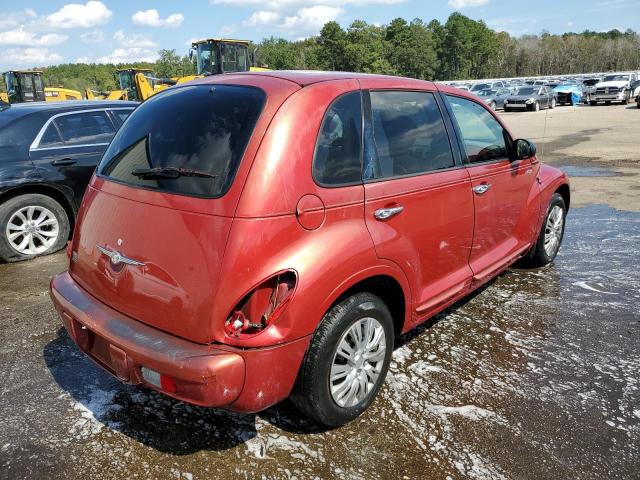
[553,85,583,105]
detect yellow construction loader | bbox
[81,39,268,104]
[1,70,82,103]
[85,68,196,102]
[190,38,269,76]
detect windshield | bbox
[195,42,220,75]
[475,89,494,97]
[517,87,536,95]
[99,84,265,198]
[603,74,629,82]
[471,83,490,91]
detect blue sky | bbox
[0,0,638,70]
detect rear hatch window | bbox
[97,84,265,198]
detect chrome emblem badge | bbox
[97,245,145,267]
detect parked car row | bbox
[450,71,640,111]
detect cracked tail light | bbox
[225,271,297,338]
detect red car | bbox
[50,71,570,426]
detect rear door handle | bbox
[473,184,491,195]
[374,205,404,220]
[51,158,77,166]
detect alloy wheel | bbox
[544,205,564,257]
[329,317,386,408]
[5,205,60,255]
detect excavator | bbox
[84,39,268,103]
[1,70,82,104]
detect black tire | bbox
[605,100,611,105]
[0,194,70,263]
[590,100,597,106]
[636,102,640,109]
[291,292,394,427]
[520,193,566,268]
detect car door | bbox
[361,89,475,325]
[444,94,540,284]
[29,109,119,207]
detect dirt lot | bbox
[503,103,640,211]
[1,104,639,480]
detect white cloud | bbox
[80,30,105,44]
[239,5,342,35]
[132,9,184,28]
[96,48,159,64]
[567,21,574,27]
[0,29,68,47]
[0,9,39,29]
[113,30,157,48]
[448,0,489,8]
[3,47,63,67]
[46,1,113,29]
[212,0,404,8]
[220,24,238,35]
[280,6,342,32]
[243,11,280,26]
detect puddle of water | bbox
[556,165,621,177]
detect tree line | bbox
[257,14,639,80]
[3,13,639,93]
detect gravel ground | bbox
[1,104,639,480]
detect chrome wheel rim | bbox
[544,205,564,257]
[329,317,386,408]
[5,205,59,255]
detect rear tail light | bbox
[224,271,296,338]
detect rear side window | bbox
[313,91,363,186]
[54,111,115,146]
[39,123,64,148]
[446,95,509,163]
[110,109,134,126]
[366,91,454,180]
[99,84,265,198]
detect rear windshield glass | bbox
[98,84,265,198]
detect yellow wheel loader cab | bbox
[2,70,81,103]
[190,38,269,76]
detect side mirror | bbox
[188,48,194,62]
[514,138,536,160]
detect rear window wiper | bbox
[131,167,217,179]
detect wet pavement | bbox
[1,204,639,480]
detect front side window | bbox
[99,84,265,198]
[366,90,454,180]
[54,111,115,146]
[446,95,509,163]
[313,91,363,186]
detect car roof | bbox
[1,100,138,118]
[196,70,436,88]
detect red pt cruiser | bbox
[50,72,569,426]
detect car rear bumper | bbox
[50,271,310,413]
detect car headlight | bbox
[525,98,534,104]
